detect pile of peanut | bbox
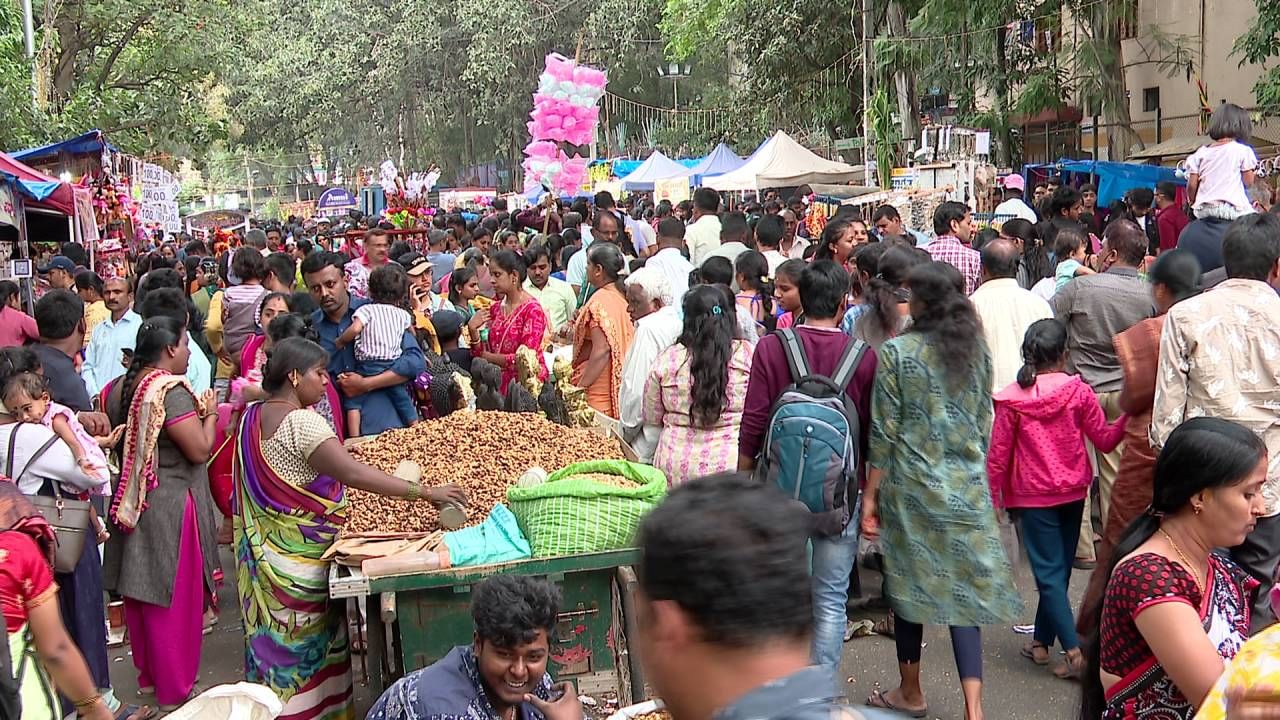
[342,410,623,537]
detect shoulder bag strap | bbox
[6,423,63,491]
[830,338,869,391]
[778,328,810,385]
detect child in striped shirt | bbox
[336,264,418,436]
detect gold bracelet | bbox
[406,480,421,501]
[74,693,102,709]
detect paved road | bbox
[107,549,1088,719]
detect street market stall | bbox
[703,131,859,191]
[618,151,691,192]
[326,355,661,700]
[10,129,146,262]
[683,143,744,187]
[0,151,79,296]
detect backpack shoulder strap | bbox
[831,338,869,391]
[777,328,810,386]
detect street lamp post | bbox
[657,62,693,110]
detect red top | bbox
[0,530,56,632]
[481,298,548,394]
[1156,205,1190,253]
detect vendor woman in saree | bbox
[235,338,468,720]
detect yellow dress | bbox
[83,300,110,347]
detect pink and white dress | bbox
[42,401,110,489]
[642,340,754,487]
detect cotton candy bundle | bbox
[523,53,607,195]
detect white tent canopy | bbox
[619,151,691,191]
[702,131,859,191]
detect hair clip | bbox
[711,306,723,315]
[1143,504,1166,519]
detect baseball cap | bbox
[38,256,76,274]
[1001,174,1026,192]
[400,253,432,276]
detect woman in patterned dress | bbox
[476,251,548,393]
[861,261,1021,719]
[572,243,635,418]
[1079,417,1264,720]
[234,338,467,720]
[643,286,752,487]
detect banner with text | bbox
[139,163,181,233]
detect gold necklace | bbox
[1160,528,1205,591]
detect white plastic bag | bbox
[165,683,284,720]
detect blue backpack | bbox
[753,329,867,536]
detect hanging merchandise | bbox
[523,53,608,196]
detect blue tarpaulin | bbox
[11,129,116,164]
[1029,159,1184,207]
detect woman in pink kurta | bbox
[478,250,549,393]
[642,286,753,487]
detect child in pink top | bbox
[773,259,805,330]
[3,372,121,541]
[987,319,1127,679]
[1186,103,1259,220]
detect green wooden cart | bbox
[332,549,646,702]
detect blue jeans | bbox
[811,496,860,688]
[1019,501,1084,651]
[349,357,418,427]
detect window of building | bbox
[1143,86,1160,113]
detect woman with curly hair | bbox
[642,285,752,486]
[862,261,1021,720]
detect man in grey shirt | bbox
[632,475,892,720]
[1052,219,1153,566]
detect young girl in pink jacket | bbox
[987,318,1127,680]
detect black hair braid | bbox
[116,353,149,422]
[907,263,984,391]
[1016,319,1068,388]
[682,286,736,429]
[758,277,777,333]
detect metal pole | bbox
[20,0,35,110]
[245,155,255,214]
[673,78,679,111]
[862,0,872,184]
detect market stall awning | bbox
[703,131,859,191]
[685,143,745,186]
[619,151,691,191]
[10,129,116,165]
[1127,133,1280,161]
[0,151,74,214]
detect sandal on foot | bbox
[1020,641,1050,666]
[1054,651,1085,680]
[866,688,928,718]
[872,612,896,638]
[115,704,156,720]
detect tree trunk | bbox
[1093,0,1139,159]
[885,2,920,146]
[992,25,1013,167]
[51,15,79,102]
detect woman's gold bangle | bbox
[406,480,421,501]
[74,693,102,709]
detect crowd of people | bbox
[0,100,1277,720]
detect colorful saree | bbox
[571,285,635,418]
[485,297,549,393]
[233,403,354,720]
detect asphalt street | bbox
[107,548,1086,719]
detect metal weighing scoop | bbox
[393,459,466,530]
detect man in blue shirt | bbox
[301,251,425,436]
[82,277,142,398]
[368,575,581,720]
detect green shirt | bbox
[523,277,577,330]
